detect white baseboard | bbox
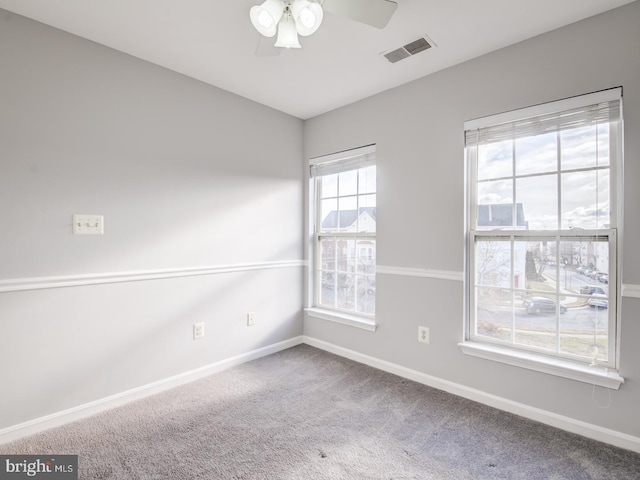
[0,336,304,445]
[4,334,638,454]
[302,335,640,454]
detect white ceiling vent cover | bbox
[382,36,435,64]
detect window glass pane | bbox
[477,180,513,230]
[517,292,558,352]
[478,140,513,181]
[319,272,336,308]
[339,170,358,196]
[516,174,557,230]
[359,194,376,208]
[519,239,555,290]
[513,241,528,290]
[320,238,336,270]
[478,179,513,207]
[356,239,375,274]
[338,197,357,231]
[358,194,376,232]
[337,273,354,310]
[561,125,606,170]
[337,239,355,272]
[559,294,608,362]
[555,243,574,291]
[356,275,375,315]
[321,173,338,198]
[561,170,610,230]
[569,240,609,285]
[475,287,512,342]
[475,240,512,288]
[515,131,557,176]
[519,237,560,352]
[596,123,611,167]
[320,198,337,232]
[359,166,376,194]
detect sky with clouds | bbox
[477,124,611,230]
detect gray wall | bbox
[304,2,640,438]
[0,11,304,428]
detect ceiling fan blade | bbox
[321,0,398,29]
[255,34,281,57]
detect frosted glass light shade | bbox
[291,0,323,36]
[250,0,285,37]
[274,14,301,48]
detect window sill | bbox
[304,308,377,332]
[459,341,624,390]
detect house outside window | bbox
[309,145,376,322]
[463,89,623,387]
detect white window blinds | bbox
[464,88,622,146]
[309,144,376,177]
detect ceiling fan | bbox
[250,0,398,55]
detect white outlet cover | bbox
[193,322,205,339]
[418,326,430,344]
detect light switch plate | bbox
[73,215,104,235]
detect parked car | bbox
[597,272,609,284]
[588,294,608,309]
[589,270,604,280]
[523,297,567,315]
[580,285,606,295]
[576,266,587,275]
[357,281,376,296]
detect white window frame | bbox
[461,88,624,389]
[305,145,377,331]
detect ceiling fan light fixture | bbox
[251,0,398,53]
[250,0,285,37]
[291,0,323,36]
[274,12,301,48]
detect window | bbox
[309,145,376,323]
[464,89,623,380]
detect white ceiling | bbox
[0,0,635,119]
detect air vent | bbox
[382,36,434,64]
[383,48,410,63]
[404,38,431,55]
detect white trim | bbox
[303,336,640,454]
[305,307,377,332]
[0,336,304,445]
[622,284,640,298]
[0,260,306,293]
[459,341,624,390]
[377,265,463,282]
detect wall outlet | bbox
[247,312,255,327]
[418,326,429,344]
[193,322,205,340]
